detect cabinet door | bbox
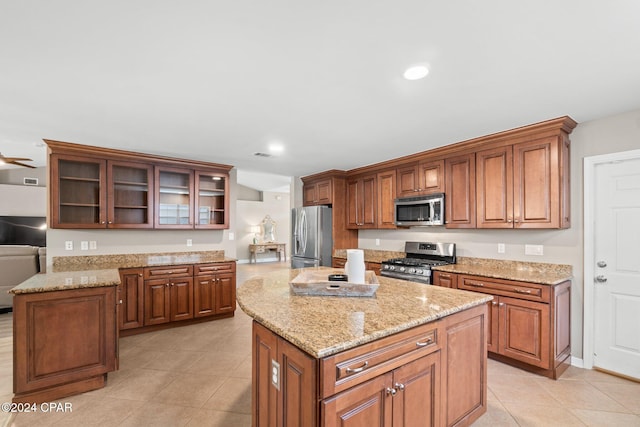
[144,279,171,325]
[215,272,236,314]
[303,184,318,206]
[50,154,107,228]
[376,169,396,229]
[392,351,440,427]
[445,153,476,228]
[476,146,513,228]
[322,372,393,427]
[347,175,377,229]
[513,137,560,228]
[418,160,445,195]
[195,170,229,229]
[118,268,144,330]
[170,277,194,322]
[108,160,154,228]
[346,179,359,228]
[194,275,216,318]
[253,322,279,427]
[278,338,318,427]
[397,164,419,197]
[499,296,550,368]
[155,166,194,228]
[317,180,333,204]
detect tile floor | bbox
[1,261,639,426]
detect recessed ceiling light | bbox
[268,143,284,154]
[403,65,429,80]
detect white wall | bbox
[359,108,640,359]
[236,191,291,263]
[0,184,46,216]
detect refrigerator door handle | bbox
[300,209,307,254]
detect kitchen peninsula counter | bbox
[238,267,492,426]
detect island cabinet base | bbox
[251,304,487,427]
[13,286,118,404]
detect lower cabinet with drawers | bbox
[118,261,236,334]
[252,303,487,427]
[433,271,571,379]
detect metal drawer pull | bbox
[416,337,434,347]
[470,283,484,287]
[514,289,532,294]
[345,361,368,374]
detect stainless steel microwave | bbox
[394,193,445,226]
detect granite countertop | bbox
[10,251,236,295]
[236,267,492,358]
[10,269,121,294]
[52,250,235,272]
[432,257,573,285]
[333,249,404,263]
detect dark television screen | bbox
[0,216,46,247]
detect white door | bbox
[592,156,640,379]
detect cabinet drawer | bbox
[194,262,235,276]
[144,265,193,279]
[320,323,438,398]
[458,275,550,303]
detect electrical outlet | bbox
[375,238,380,246]
[89,241,97,250]
[186,239,193,247]
[229,232,235,241]
[525,244,544,256]
[80,241,89,250]
[65,241,73,250]
[497,243,505,254]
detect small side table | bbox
[249,243,287,263]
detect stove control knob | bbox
[415,269,422,275]
[408,268,415,274]
[389,266,395,271]
[399,267,405,272]
[383,265,389,270]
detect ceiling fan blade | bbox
[9,160,36,168]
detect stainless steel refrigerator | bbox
[291,206,333,268]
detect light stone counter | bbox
[433,257,572,285]
[10,269,120,294]
[236,267,492,358]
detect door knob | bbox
[595,275,608,283]
[597,261,607,268]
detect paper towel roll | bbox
[345,249,366,284]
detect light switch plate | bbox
[80,241,89,250]
[497,243,505,254]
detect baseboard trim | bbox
[571,356,584,368]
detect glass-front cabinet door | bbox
[195,171,229,229]
[50,154,107,228]
[155,166,194,228]
[108,161,154,228]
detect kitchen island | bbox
[237,267,493,427]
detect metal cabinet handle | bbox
[386,387,397,396]
[498,302,505,307]
[470,282,484,287]
[514,288,532,294]
[394,383,405,391]
[416,337,433,347]
[345,361,368,374]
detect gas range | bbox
[381,242,456,284]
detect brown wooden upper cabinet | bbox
[303,178,333,206]
[444,153,476,229]
[51,154,154,229]
[476,136,570,229]
[376,169,397,229]
[396,159,445,197]
[346,174,377,229]
[47,139,232,230]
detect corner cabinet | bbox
[46,139,232,230]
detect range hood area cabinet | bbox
[46,140,232,230]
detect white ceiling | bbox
[2,1,640,191]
